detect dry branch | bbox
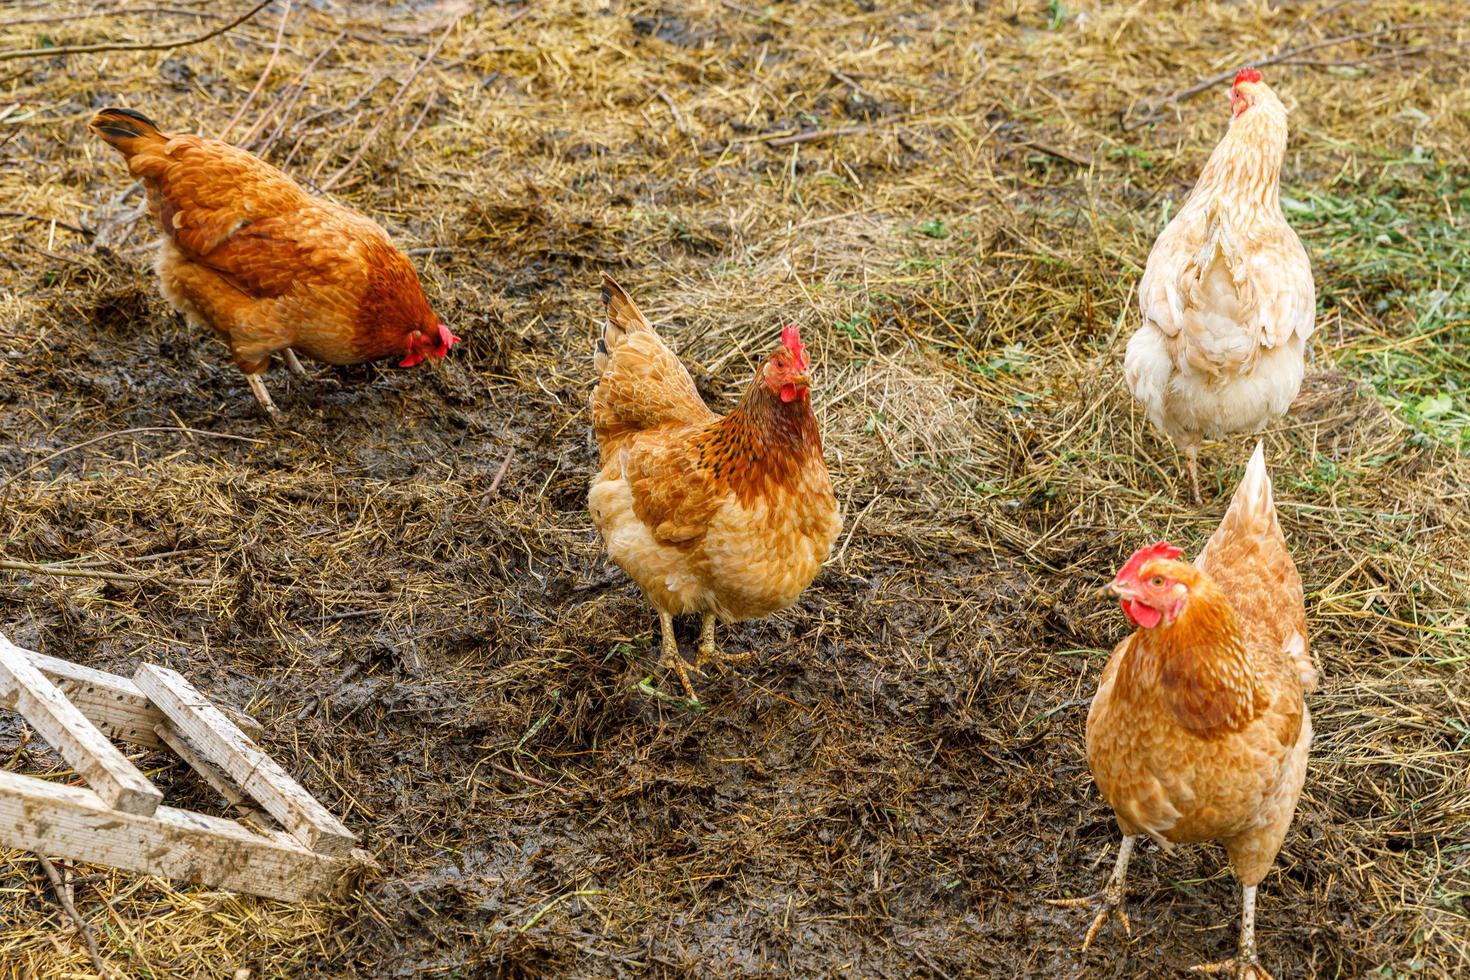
[0,0,272,63]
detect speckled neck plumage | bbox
[696,374,822,505]
[1122,578,1264,735]
[1194,99,1288,214]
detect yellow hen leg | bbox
[694,613,753,671]
[697,614,717,664]
[658,610,700,702]
[1049,834,1134,950]
[1190,884,1271,979]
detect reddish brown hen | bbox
[89,107,457,416]
[589,275,841,702]
[1056,443,1316,979]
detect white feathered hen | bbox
[1126,68,1315,501]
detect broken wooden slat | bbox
[153,723,274,827]
[133,664,356,857]
[0,640,162,816]
[0,767,354,903]
[9,640,263,748]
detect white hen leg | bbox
[282,349,310,379]
[245,373,281,418]
[1190,884,1271,978]
[1049,834,1135,950]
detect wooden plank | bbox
[0,640,162,816]
[134,665,357,857]
[153,723,274,828]
[0,768,353,902]
[5,638,263,748]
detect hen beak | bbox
[792,371,811,389]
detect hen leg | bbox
[657,610,700,702]
[1190,884,1270,979]
[697,614,718,664]
[245,373,281,419]
[282,349,310,379]
[695,613,753,672]
[1185,447,1202,504]
[1048,835,1135,950]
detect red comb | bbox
[780,323,808,370]
[1233,67,1262,90]
[1115,541,1183,583]
[438,322,460,352]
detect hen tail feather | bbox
[596,273,653,375]
[89,107,167,158]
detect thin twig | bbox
[0,426,266,493]
[218,0,292,142]
[395,91,437,150]
[1014,138,1093,168]
[246,30,344,152]
[487,760,571,795]
[654,87,691,138]
[0,0,272,63]
[320,14,462,192]
[488,448,514,495]
[0,559,222,588]
[1123,19,1467,129]
[0,212,94,238]
[36,855,110,979]
[766,125,868,148]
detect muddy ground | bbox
[1,1,1468,977]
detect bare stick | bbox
[489,448,514,495]
[1124,19,1466,128]
[36,855,110,979]
[767,125,868,147]
[486,760,571,796]
[395,92,437,150]
[320,13,462,192]
[654,88,691,137]
[0,0,273,63]
[0,212,94,238]
[0,426,265,493]
[251,31,346,152]
[0,559,221,589]
[218,0,293,142]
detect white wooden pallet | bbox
[0,632,371,902]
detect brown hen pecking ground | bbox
[0,1,1467,976]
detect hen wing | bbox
[618,425,724,548]
[136,136,368,299]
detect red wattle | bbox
[780,383,797,403]
[1123,599,1162,629]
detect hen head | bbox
[358,249,460,368]
[762,324,811,403]
[401,320,461,368]
[1229,66,1268,119]
[1108,542,1199,629]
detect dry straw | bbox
[0,0,1467,976]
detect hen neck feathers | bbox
[1193,102,1288,216]
[697,375,822,504]
[1121,581,1266,736]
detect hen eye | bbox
[1150,576,1164,587]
